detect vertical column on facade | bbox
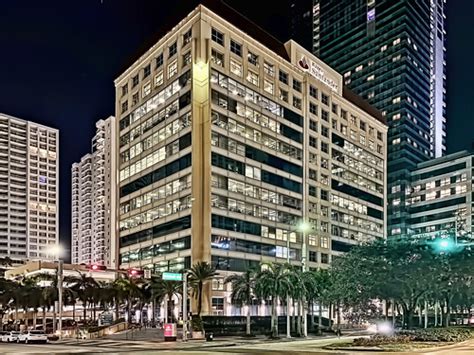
[190,17,212,315]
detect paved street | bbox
[0,337,473,354]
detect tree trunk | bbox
[296,300,301,337]
[15,305,18,330]
[310,301,315,331]
[115,298,119,321]
[403,305,413,329]
[246,303,251,336]
[83,299,87,322]
[93,302,97,323]
[418,304,422,326]
[271,298,278,338]
[444,298,450,327]
[336,302,341,329]
[434,301,438,327]
[291,299,296,333]
[197,282,203,317]
[127,297,132,324]
[72,303,76,324]
[33,311,37,328]
[42,307,46,331]
[318,300,323,334]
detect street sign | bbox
[162,272,182,281]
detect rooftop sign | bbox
[298,55,339,92]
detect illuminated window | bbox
[230,59,242,77]
[246,70,259,86]
[167,60,178,78]
[263,61,274,76]
[154,72,163,87]
[142,83,151,97]
[264,80,274,94]
[211,49,224,67]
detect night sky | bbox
[0,0,472,259]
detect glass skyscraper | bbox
[292,0,447,237]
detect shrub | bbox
[191,317,204,331]
[398,328,474,342]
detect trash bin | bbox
[206,332,214,341]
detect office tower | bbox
[407,150,474,244]
[292,0,446,237]
[115,1,387,315]
[289,0,314,52]
[0,113,59,263]
[71,117,117,267]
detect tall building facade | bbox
[115,2,387,315]
[71,117,117,267]
[407,150,474,243]
[291,0,447,238]
[0,113,59,263]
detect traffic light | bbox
[87,264,107,271]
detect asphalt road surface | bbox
[0,338,473,354]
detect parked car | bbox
[2,331,20,343]
[17,330,48,344]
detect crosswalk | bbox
[54,339,157,348]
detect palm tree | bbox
[300,270,318,332]
[149,277,182,323]
[225,269,257,336]
[255,263,292,338]
[113,275,143,324]
[189,262,217,317]
[68,272,99,322]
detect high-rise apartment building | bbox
[290,0,447,238]
[407,150,474,243]
[71,117,117,267]
[0,113,59,264]
[115,1,387,315]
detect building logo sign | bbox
[298,55,339,92]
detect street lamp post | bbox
[297,221,312,338]
[58,259,64,340]
[182,272,189,342]
[49,245,63,340]
[286,237,291,338]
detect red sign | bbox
[164,323,177,338]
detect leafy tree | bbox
[225,269,257,336]
[189,261,217,317]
